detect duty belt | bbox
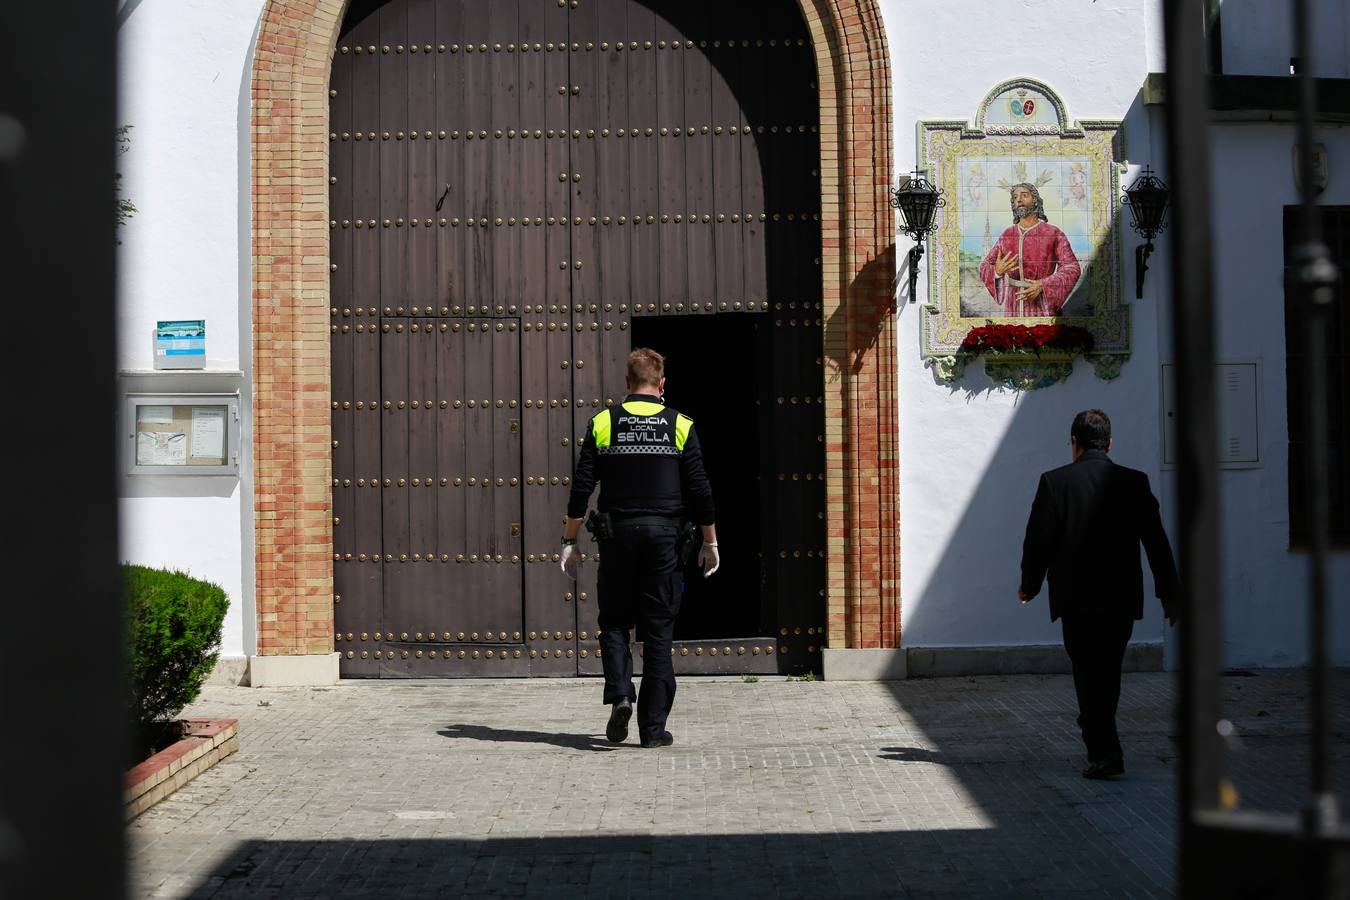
[610,514,680,528]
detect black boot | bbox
[640,730,674,749]
[1081,756,1125,780]
[606,699,632,744]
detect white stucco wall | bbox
[1219,0,1349,77]
[1165,120,1350,667]
[117,0,266,659]
[885,0,1348,667]
[886,0,1173,652]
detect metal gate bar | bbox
[1167,1,1350,896]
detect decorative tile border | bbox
[250,0,898,659]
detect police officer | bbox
[560,348,719,748]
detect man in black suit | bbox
[1019,409,1180,780]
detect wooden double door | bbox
[328,0,824,676]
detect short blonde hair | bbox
[627,348,665,387]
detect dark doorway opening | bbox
[631,314,764,640]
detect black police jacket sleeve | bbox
[567,420,598,519]
[680,425,716,526]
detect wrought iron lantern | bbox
[891,169,945,303]
[1122,166,1170,299]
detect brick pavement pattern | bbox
[129,671,1349,899]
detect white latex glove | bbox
[560,543,577,577]
[697,542,720,577]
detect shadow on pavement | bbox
[168,674,1350,900]
[182,832,1146,899]
[877,747,949,764]
[437,724,619,752]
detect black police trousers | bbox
[596,521,681,742]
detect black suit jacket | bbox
[1020,450,1179,621]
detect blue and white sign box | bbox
[154,320,206,369]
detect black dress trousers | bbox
[1061,615,1135,762]
[596,522,681,741]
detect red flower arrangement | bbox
[959,322,1095,355]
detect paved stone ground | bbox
[129,670,1349,899]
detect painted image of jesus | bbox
[978,183,1082,317]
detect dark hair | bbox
[1071,409,1111,451]
[1009,182,1049,223]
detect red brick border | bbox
[250,0,897,658]
[124,718,240,819]
[799,0,898,649]
[252,0,347,656]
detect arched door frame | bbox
[248,0,898,666]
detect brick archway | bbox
[249,0,897,664]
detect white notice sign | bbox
[137,431,187,466]
[138,405,174,425]
[191,407,226,460]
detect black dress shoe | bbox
[1082,757,1125,780]
[640,731,674,749]
[606,700,632,744]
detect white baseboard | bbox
[207,655,249,686]
[821,643,1164,680]
[247,652,340,687]
[821,648,908,681]
[905,642,1164,678]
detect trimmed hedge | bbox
[124,565,228,727]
